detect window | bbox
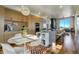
[59,18,71,30]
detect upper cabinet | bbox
[4,8,28,22]
[20,15,28,22]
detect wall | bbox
[70,16,75,28]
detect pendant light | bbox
[21,5,30,16]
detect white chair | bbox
[0,43,29,54]
[1,43,16,54]
[14,47,30,54]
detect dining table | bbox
[7,34,39,45]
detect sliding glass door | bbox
[59,18,71,30]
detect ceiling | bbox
[3,5,79,18]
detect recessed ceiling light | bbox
[59,5,63,8]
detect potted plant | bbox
[21,26,28,37]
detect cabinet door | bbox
[49,31,56,45]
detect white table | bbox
[8,34,39,45]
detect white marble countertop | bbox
[24,34,39,40]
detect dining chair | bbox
[0,43,16,54]
[0,43,29,54]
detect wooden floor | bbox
[56,32,76,54]
[63,32,76,54]
[0,32,77,54]
[74,31,79,53]
[0,44,63,54]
